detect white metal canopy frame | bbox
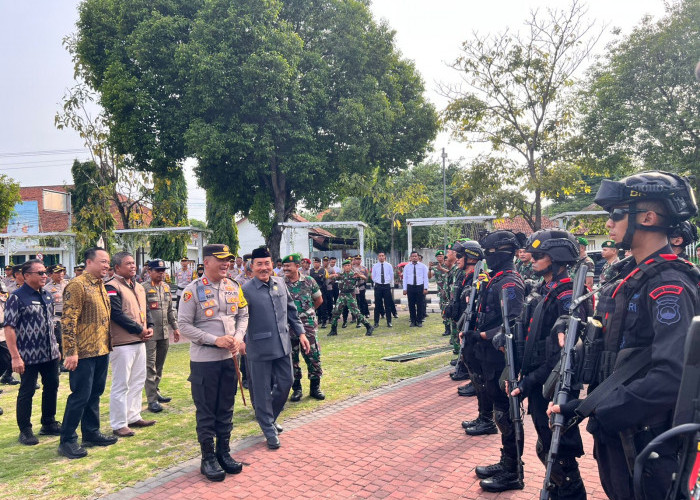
[278,221,368,260]
[114,226,213,262]
[0,231,77,272]
[405,216,497,256]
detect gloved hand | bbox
[492,330,505,350]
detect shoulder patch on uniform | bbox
[238,288,247,308]
[655,296,681,325]
[107,290,117,296]
[183,291,192,302]
[649,285,683,300]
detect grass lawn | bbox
[0,311,453,499]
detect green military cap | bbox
[577,237,589,246]
[435,250,445,257]
[342,259,351,265]
[600,240,616,249]
[282,253,301,264]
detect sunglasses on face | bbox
[530,252,546,261]
[608,208,632,222]
[25,271,48,276]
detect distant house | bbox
[0,185,152,269]
[492,216,557,235]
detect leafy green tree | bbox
[443,0,602,230]
[0,176,22,230]
[206,190,239,255]
[70,159,116,255]
[73,0,438,261]
[148,170,188,262]
[578,0,700,185]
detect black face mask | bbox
[485,251,513,271]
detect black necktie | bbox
[380,263,385,284]
[413,263,417,285]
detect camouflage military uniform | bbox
[330,272,371,329]
[434,265,450,332]
[445,264,460,352]
[598,257,620,285]
[447,266,465,353]
[285,275,323,381]
[516,260,535,280]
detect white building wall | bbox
[237,218,312,258]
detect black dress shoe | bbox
[450,359,458,366]
[266,435,280,449]
[58,441,88,459]
[0,376,19,385]
[156,393,172,403]
[465,419,498,436]
[409,322,416,327]
[83,432,119,447]
[458,383,477,397]
[417,322,423,327]
[373,323,379,328]
[242,378,249,389]
[273,422,283,434]
[392,313,398,319]
[387,322,392,327]
[39,421,62,436]
[19,429,39,445]
[148,401,163,413]
[342,321,348,328]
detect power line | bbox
[0,148,86,158]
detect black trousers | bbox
[53,319,63,362]
[374,285,393,325]
[189,358,237,443]
[356,289,369,316]
[60,354,109,443]
[485,373,522,465]
[406,284,425,324]
[17,358,60,431]
[0,341,10,378]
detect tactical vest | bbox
[592,254,700,385]
[475,269,517,332]
[519,277,572,375]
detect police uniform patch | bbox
[656,296,681,325]
[230,305,237,313]
[205,308,214,317]
[183,291,192,302]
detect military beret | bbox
[302,258,311,264]
[148,259,167,270]
[251,246,271,260]
[342,259,351,265]
[600,240,616,249]
[282,253,301,264]
[577,237,589,246]
[203,244,234,260]
[435,250,445,257]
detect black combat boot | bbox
[461,414,488,430]
[309,379,325,400]
[457,382,476,397]
[328,324,338,336]
[365,323,374,336]
[342,320,348,328]
[320,320,327,329]
[200,440,226,481]
[215,436,243,475]
[475,450,507,478]
[464,416,498,436]
[289,380,303,402]
[479,456,524,492]
[356,317,362,328]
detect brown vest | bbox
[108,275,147,347]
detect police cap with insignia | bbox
[13,264,23,273]
[313,257,321,262]
[196,263,205,271]
[353,254,361,260]
[251,246,271,261]
[322,256,329,261]
[282,253,301,264]
[600,240,616,249]
[180,257,190,262]
[148,259,167,270]
[203,244,234,260]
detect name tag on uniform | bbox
[140,312,146,322]
[226,296,237,304]
[32,301,41,305]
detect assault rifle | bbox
[500,286,524,482]
[540,265,588,500]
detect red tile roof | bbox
[492,216,557,235]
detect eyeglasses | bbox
[25,271,48,276]
[530,252,546,261]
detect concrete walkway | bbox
[106,367,606,500]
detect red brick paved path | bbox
[108,368,607,499]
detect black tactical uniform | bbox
[471,231,526,493]
[571,171,700,500]
[517,230,589,500]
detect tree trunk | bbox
[267,154,290,262]
[534,189,542,230]
[390,217,396,264]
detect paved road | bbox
[106,367,607,500]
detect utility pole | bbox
[442,148,447,249]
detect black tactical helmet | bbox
[669,221,698,246]
[525,230,579,264]
[461,240,484,261]
[594,171,697,224]
[479,230,522,251]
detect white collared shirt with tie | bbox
[402,261,429,290]
[371,261,394,285]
